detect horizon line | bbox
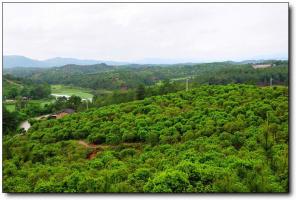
[3,54,288,64]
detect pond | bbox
[51,93,92,102]
[19,120,31,132]
[19,114,51,132]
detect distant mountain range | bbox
[3,55,131,68]
[3,55,287,68]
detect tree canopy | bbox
[3,84,288,192]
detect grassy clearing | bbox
[4,99,55,112]
[51,85,93,99]
[5,104,16,112]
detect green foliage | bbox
[144,170,191,192]
[136,84,146,100]
[67,95,82,110]
[2,106,26,135]
[5,61,288,91]
[88,133,106,144]
[3,84,288,193]
[3,74,51,100]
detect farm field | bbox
[51,84,94,99]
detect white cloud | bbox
[3,3,288,62]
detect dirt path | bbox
[78,140,141,149]
[78,140,97,148]
[78,140,98,160]
[5,79,23,87]
[77,140,142,160]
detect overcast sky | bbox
[3,3,288,62]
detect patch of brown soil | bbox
[78,140,142,160]
[87,150,98,160]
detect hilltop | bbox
[3,55,130,68]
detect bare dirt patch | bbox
[78,140,142,160]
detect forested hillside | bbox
[3,74,51,100]
[3,84,288,192]
[4,61,288,90]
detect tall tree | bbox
[136,84,145,100]
[67,95,82,110]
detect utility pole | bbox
[186,78,189,91]
[270,77,273,87]
[266,111,269,151]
